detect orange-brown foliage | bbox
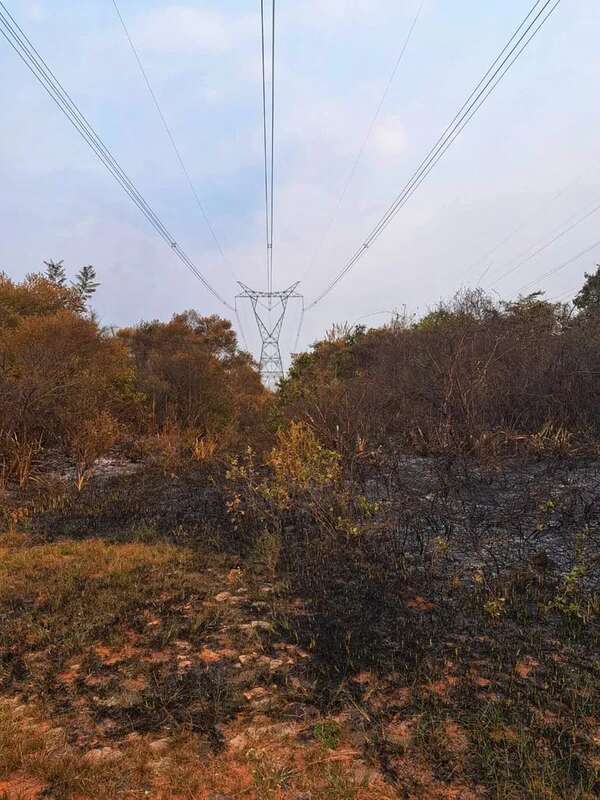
[119,310,269,446]
[0,271,270,486]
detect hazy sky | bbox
[1,1,599,364]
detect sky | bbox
[1,0,599,365]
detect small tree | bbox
[72,265,100,304]
[70,411,120,491]
[574,265,600,315]
[44,259,67,286]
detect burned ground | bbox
[0,455,598,799]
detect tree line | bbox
[2,259,600,489]
[0,262,268,488]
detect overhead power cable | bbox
[0,3,234,311]
[303,0,425,282]
[269,0,276,295]
[306,0,562,310]
[517,237,600,294]
[260,0,270,290]
[234,304,250,352]
[550,284,579,303]
[352,309,397,325]
[487,197,600,289]
[461,168,588,285]
[260,0,276,295]
[110,0,233,274]
[292,301,305,354]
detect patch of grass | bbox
[0,540,197,652]
[250,754,296,798]
[95,663,238,745]
[0,536,203,662]
[314,719,342,749]
[467,700,596,799]
[0,700,148,799]
[0,698,398,800]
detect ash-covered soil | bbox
[384,456,600,585]
[30,453,600,586]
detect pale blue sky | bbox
[1,1,599,362]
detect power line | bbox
[306,0,562,310]
[243,0,292,386]
[303,0,425,283]
[308,0,560,308]
[234,303,250,352]
[550,284,579,303]
[352,309,397,325]
[259,0,276,296]
[550,274,598,304]
[459,168,588,285]
[487,197,600,289]
[293,302,305,354]
[260,0,271,291]
[516,237,600,294]
[110,0,233,274]
[269,0,276,296]
[0,2,234,311]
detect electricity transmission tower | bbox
[237,282,302,390]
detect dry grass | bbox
[0,534,202,660]
[0,696,399,800]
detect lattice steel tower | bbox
[237,282,302,390]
